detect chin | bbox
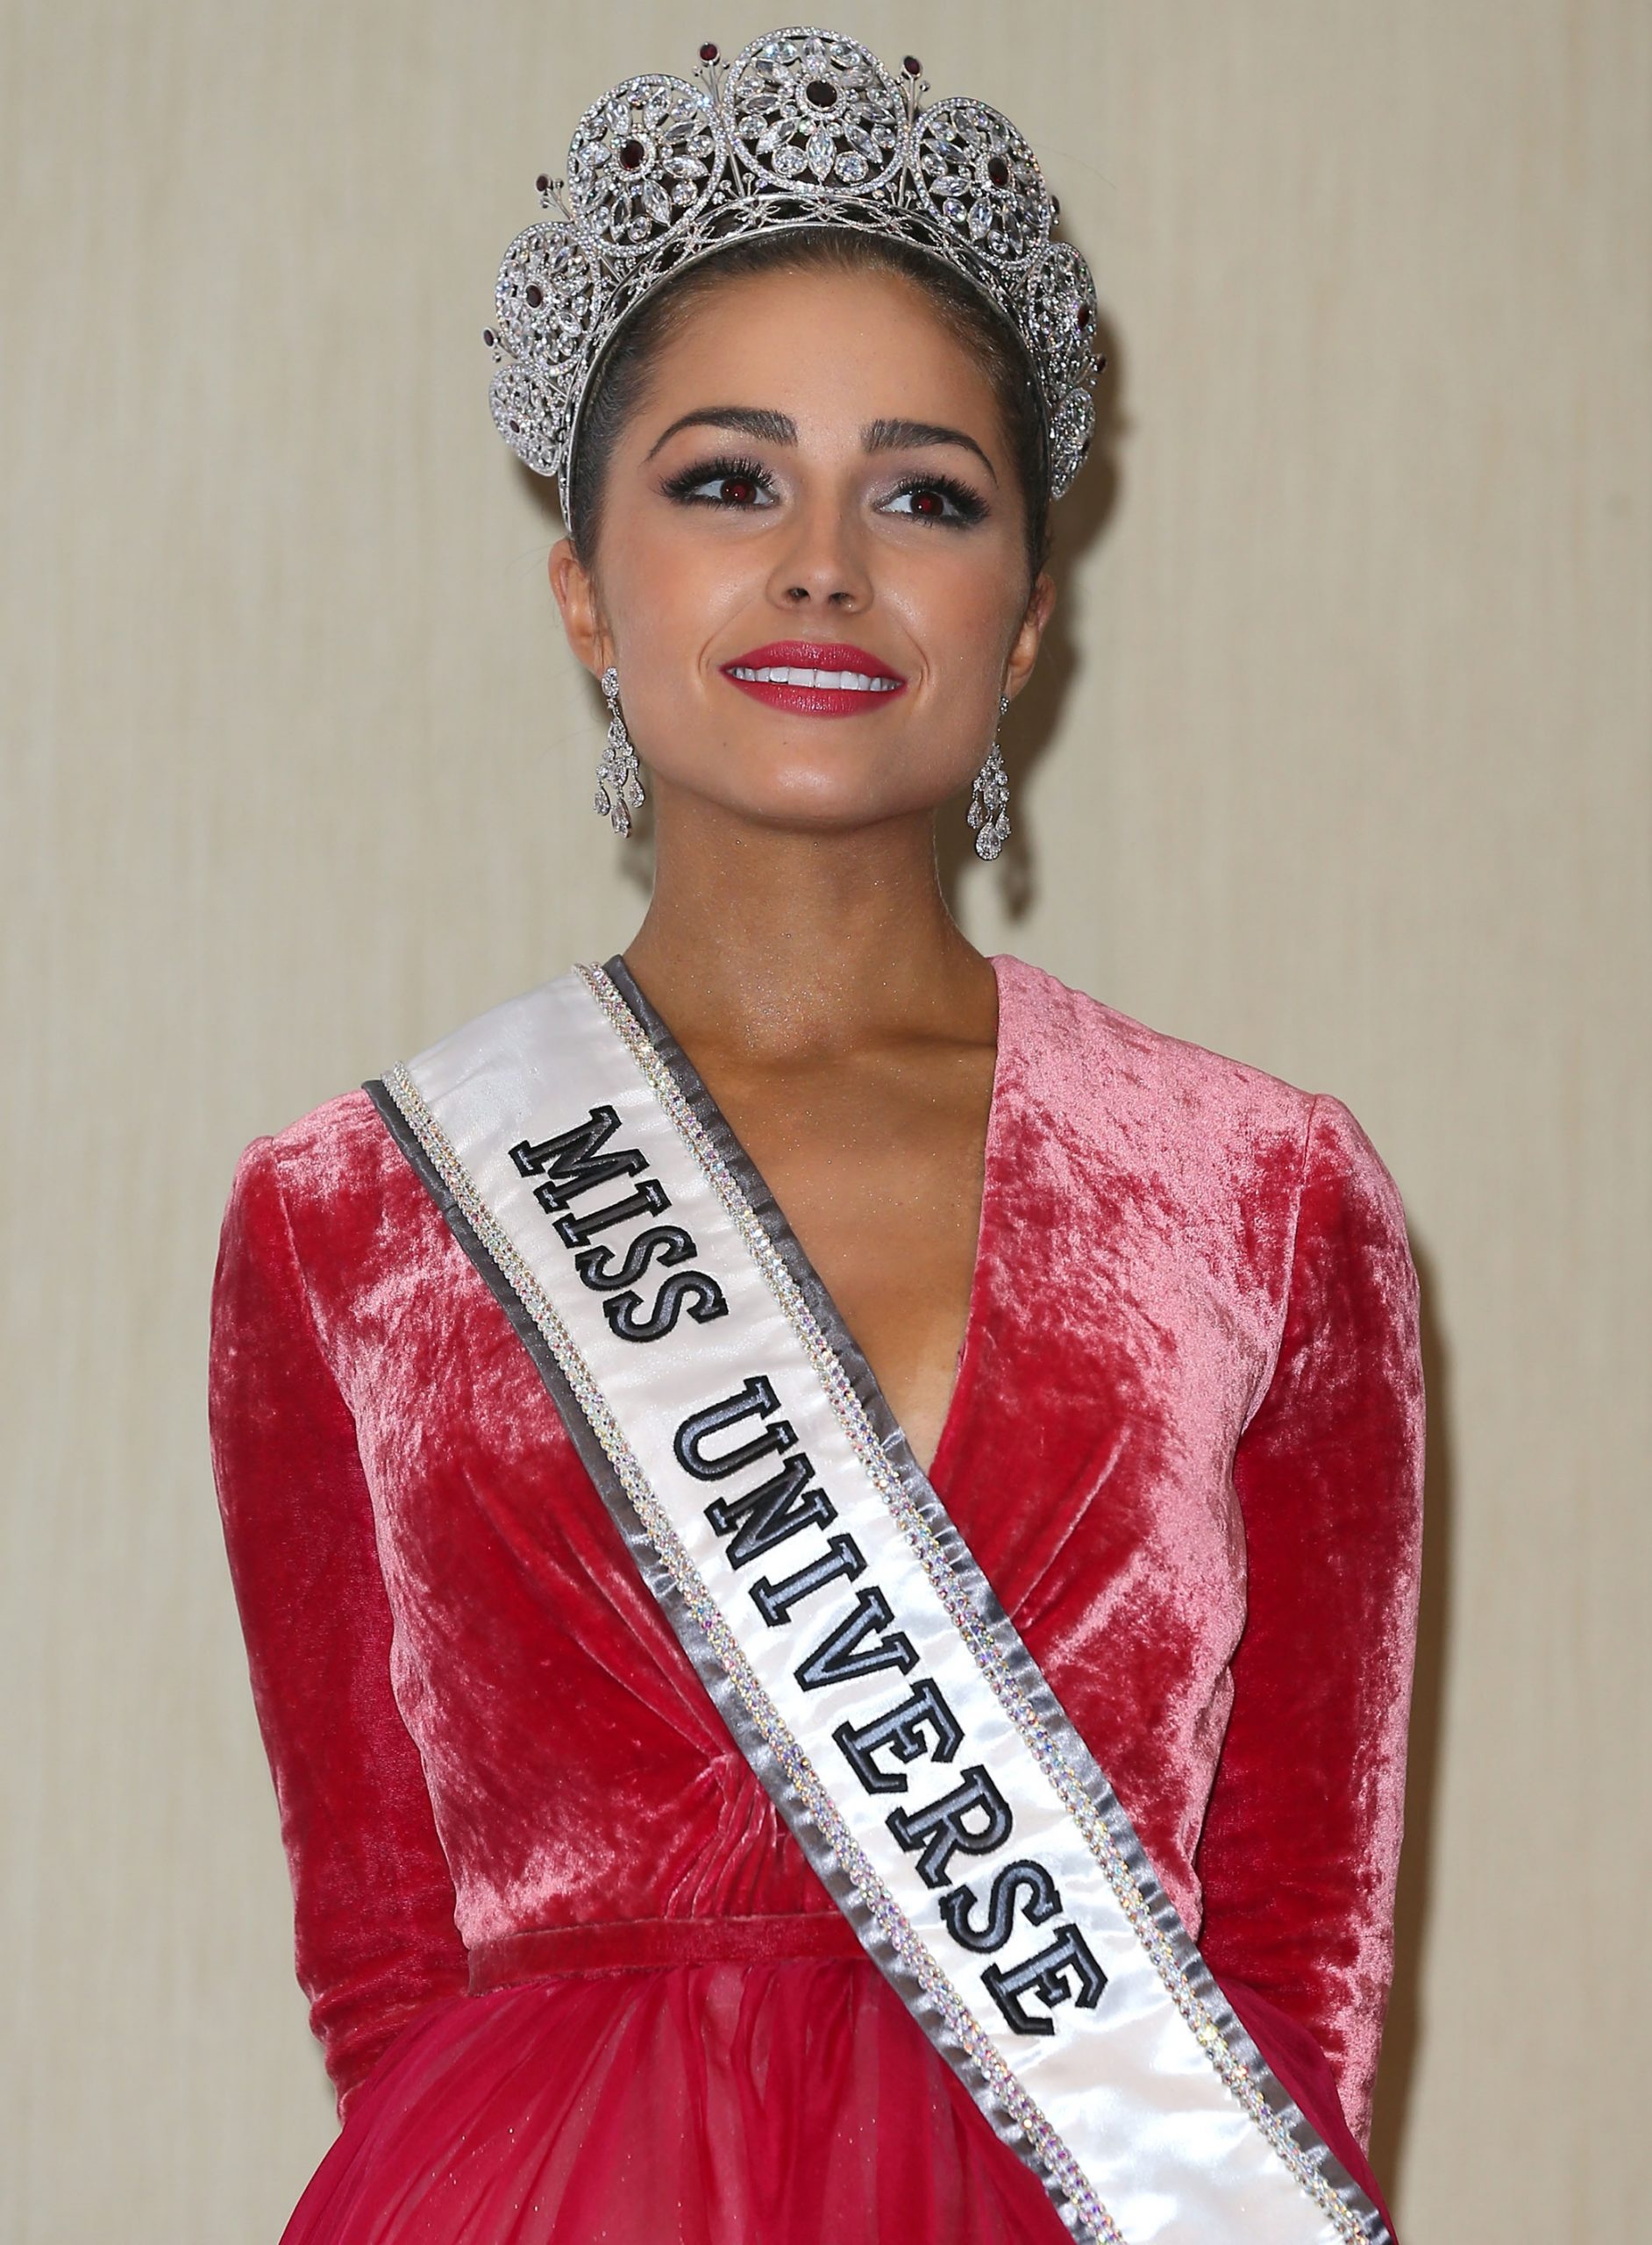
[656,744,941,831]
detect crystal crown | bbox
[484,25,1102,519]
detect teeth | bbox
[729,665,901,691]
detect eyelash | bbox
[657,452,989,527]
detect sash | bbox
[366,960,1392,2245]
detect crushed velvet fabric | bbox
[209,954,1423,2241]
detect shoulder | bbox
[992,953,1407,1220]
[994,951,1314,1131]
[224,1083,402,1212]
[216,1085,431,1300]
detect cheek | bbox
[603,524,754,678]
[603,538,693,638]
[894,543,1023,693]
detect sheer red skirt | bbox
[280,1951,1394,2243]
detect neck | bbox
[620,784,996,1067]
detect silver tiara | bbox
[483,25,1102,521]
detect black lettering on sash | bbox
[705,1450,836,1567]
[554,1179,669,1247]
[605,1270,729,1343]
[885,1766,1013,1889]
[981,1924,1108,2038]
[673,1379,794,1482]
[795,1588,918,1693]
[750,1535,865,1626]
[939,1861,1063,1955]
[831,1678,960,1794]
[510,1107,649,1211]
[574,1225,696,1292]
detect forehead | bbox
[636,261,1003,431]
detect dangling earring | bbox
[595,664,645,837]
[968,693,1013,861]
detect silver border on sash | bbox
[364,958,1392,2245]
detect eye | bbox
[879,474,989,527]
[659,453,778,510]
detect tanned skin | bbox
[549,265,1057,1474]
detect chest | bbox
[686,1045,996,1475]
[346,1087,1272,1943]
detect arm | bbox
[1196,1094,1425,2149]
[208,1133,470,2120]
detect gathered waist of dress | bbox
[468,1911,865,1992]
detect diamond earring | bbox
[595,664,645,836]
[968,694,1013,861]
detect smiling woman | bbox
[545,249,1053,854]
[207,26,1423,2245]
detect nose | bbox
[764,491,872,612]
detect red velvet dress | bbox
[208,953,1423,2242]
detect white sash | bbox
[368,960,1391,2245]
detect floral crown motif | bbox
[483,25,1103,521]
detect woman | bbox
[210,29,1422,2245]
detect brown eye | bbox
[661,456,777,510]
[881,476,986,527]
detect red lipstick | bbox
[719,639,908,720]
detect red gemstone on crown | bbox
[535,173,549,193]
[987,154,1010,188]
[1076,303,1090,327]
[805,79,836,106]
[481,327,495,347]
[525,283,544,307]
[903,55,922,76]
[620,139,645,170]
[699,42,718,61]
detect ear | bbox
[546,538,611,680]
[1004,567,1057,701]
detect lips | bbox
[719,639,908,719]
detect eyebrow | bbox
[643,405,998,484]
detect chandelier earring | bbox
[595,664,645,837]
[968,693,1013,862]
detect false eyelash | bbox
[657,453,776,503]
[658,452,989,526]
[883,472,989,526]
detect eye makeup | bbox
[655,451,991,527]
[657,453,777,508]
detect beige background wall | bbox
[3,2,1647,2237]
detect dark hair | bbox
[566,227,1052,595]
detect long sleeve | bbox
[208,1134,470,2120]
[1195,1093,1425,2149]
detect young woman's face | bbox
[549,262,1055,835]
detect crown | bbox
[483,25,1102,522]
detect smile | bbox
[727,666,901,692]
[719,640,908,720]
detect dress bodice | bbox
[209,952,1423,2227]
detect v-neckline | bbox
[601,952,1012,1493]
[925,952,1010,1487]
